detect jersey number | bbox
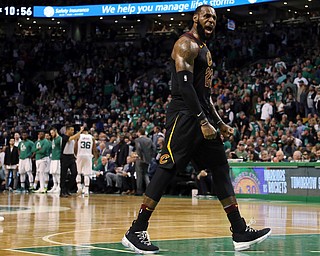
[80,141,91,149]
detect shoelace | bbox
[135,231,152,246]
[245,218,257,233]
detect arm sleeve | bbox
[177,70,206,122]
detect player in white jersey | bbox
[75,128,97,197]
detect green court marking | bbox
[236,193,320,203]
[11,234,320,255]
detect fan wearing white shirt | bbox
[260,99,274,121]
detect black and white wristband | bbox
[200,118,209,126]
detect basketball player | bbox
[74,128,97,197]
[18,131,35,192]
[48,128,62,194]
[122,5,271,254]
[44,132,52,191]
[32,131,51,193]
[60,125,84,198]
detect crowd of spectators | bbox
[0,21,320,195]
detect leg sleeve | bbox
[145,166,178,202]
[211,163,235,200]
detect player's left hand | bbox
[219,123,234,138]
[201,122,217,140]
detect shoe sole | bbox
[233,229,272,251]
[122,235,159,254]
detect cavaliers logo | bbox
[205,67,213,88]
[206,51,213,66]
[159,154,170,165]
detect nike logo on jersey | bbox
[197,112,203,117]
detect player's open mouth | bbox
[204,25,213,33]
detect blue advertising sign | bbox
[33,0,276,18]
[231,166,320,196]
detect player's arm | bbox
[173,37,205,123]
[209,97,233,138]
[30,143,36,158]
[27,141,34,158]
[74,139,78,157]
[69,126,84,141]
[46,140,52,155]
[37,143,46,154]
[172,37,216,139]
[92,138,99,159]
[31,142,40,153]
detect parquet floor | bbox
[0,193,319,255]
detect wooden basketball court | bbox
[0,193,319,255]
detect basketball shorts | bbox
[50,160,61,175]
[46,158,51,173]
[158,111,228,171]
[76,156,92,175]
[19,158,32,174]
[36,157,49,174]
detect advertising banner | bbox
[231,165,320,197]
[33,0,276,18]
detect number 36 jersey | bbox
[77,134,93,157]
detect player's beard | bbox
[197,23,213,41]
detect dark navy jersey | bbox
[169,32,214,118]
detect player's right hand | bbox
[201,122,217,140]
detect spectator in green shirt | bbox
[131,91,142,107]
